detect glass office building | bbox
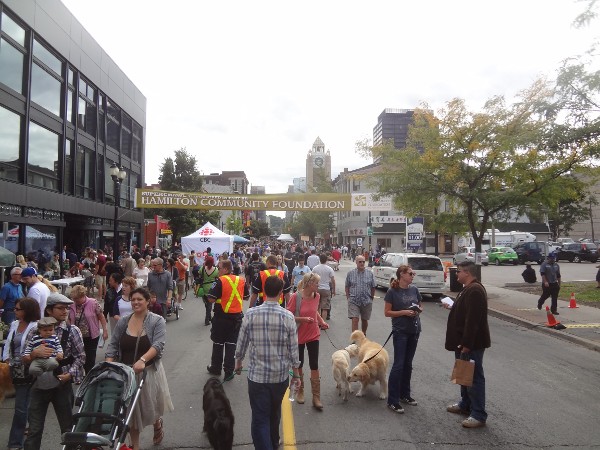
[0,0,146,261]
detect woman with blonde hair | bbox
[69,284,109,374]
[286,272,328,410]
[16,254,27,269]
[36,274,58,292]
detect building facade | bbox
[0,0,146,261]
[372,108,414,149]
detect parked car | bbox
[556,242,598,263]
[453,247,489,266]
[513,241,548,264]
[372,253,445,297]
[486,247,518,265]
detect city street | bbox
[1,259,600,449]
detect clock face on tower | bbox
[313,156,324,168]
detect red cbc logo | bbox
[198,228,214,236]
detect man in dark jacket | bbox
[444,260,491,429]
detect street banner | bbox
[135,189,393,212]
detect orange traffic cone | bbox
[569,292,579,308]
[545,306,560,327]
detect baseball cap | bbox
[548,252,557,259]
[21,267,37,277]
[46,292,74,306]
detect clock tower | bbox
[306,136,331,191]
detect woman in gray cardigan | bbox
[105,287,173,449]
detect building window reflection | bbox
[0,221,19,254]
[64,138,74,194]
[0,106,22,182]
[28,121,59,190]
[24,224,57,267]
[0,37,25,94]
[76,144,95,199]
[31,39,63,116]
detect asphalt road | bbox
[1,260,599,449]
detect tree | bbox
[225,214,243,235]
[145,148,220,241]
[247,220,271,238]
[362,68,600,253]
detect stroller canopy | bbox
[75,361,137,406]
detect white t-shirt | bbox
[307,254,320,269]
[311,264,335,290]
[133,266,150,286]
[28,281,50,315]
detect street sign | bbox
[160,229,172,235]
[367,227,373,236]
[356,237,363,247]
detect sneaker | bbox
[178,305,184,310]
[537,304,542,310]
[387,403,404,414]
[400,396,418,406]
[207,365,221,376]
[462,416,486,428]
[447,403,470,415]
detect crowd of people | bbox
[0,238,492,449]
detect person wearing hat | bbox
[537,252,562,314]
[23,317,64,377]
[20,267,50,316]
[22,293,85,450]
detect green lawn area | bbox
[559,282,600,303]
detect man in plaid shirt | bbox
[235,276,301,450]
[22,293,85,450]
[345,255,377,334]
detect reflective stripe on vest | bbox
[259,269,284,304]
[216,275,243,313]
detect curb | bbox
[487,307,600,353]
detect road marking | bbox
[517,308,541,311]
[282,388,297,449]
[565,323,600,328]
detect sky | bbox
[61,0,596,210]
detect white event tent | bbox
[181,222,233,259]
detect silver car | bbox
[453,246,489,266]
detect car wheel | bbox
[482,262,489,266]
[495,259,500,266]
[573,255,581,263]
[569,257,574,263]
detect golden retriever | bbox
[331,344,359,401]
[0,361,14,403]
[348,330,389,399]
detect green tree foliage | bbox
[146,148,220,241]
[363,67,600,252]
[247,220,271,238]
[225,215,243,235]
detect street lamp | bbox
[109,163,126,259]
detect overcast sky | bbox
[61,0,595,202]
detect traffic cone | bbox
[545,306,560,327]
[569,292,579,308]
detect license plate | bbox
[420,275,431,280]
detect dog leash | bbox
[322,329,343,350]
[362,330,394,364]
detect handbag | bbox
[195,266,205,297]
[8,336,34,385]
[451,354,475,387]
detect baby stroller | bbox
[61,362,145,449]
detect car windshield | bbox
[407,257,443,271]
[500,247,513,252]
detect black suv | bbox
[556,242,598,263]
[513,241,547,265]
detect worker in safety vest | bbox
[206,259,249,381]
[249,255,292,308]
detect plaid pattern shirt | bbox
[235,301,300,384]
[345,268,376,306]
[25,321,86,383]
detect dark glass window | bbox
[129,172,139,209]
[107,118,120,150]
[0,37,24,93]
[31,63,61,116]
[27,121,59,190]
[64,138,74,194]
[66,89,74,123]
[77,95,96,136]
[120,168,128,207]
[104,159,115,205]
[76,145,95,199]
[121,116,131,158]
[99,114,105,143]
[1,12,25,45]
[32,39,61,75]
[0,106,21,182]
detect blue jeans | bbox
[247,378,288,450]
[455,349,487,422]
[24,383,74,450]
[8,383,32,448]
[387,332,419,405]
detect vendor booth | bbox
[181,222,233,259]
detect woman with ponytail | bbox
[384,265,423,414]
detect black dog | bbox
[203,377,234,450]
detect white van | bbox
[372,253,446,297]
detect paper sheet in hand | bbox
[441,297,454,307]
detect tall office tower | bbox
[305,137,331,191]
[373,108,415,148]
[250,186,266,222]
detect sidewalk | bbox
[444,284,600,353]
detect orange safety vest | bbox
[216,274,244,314]
[259,269,284,304]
